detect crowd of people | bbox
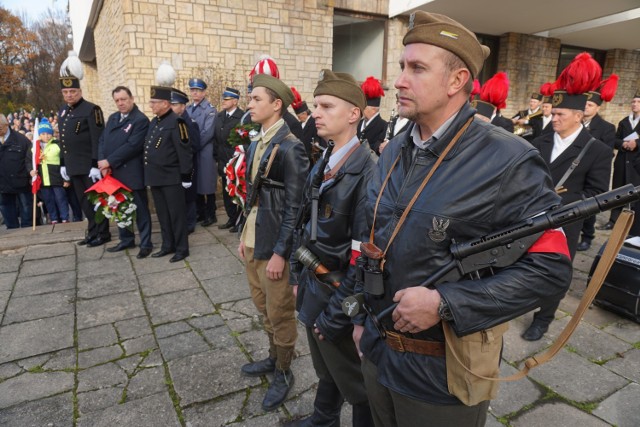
[2,10,640,427]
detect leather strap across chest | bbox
[323,142,360,182]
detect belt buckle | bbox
[387,332,405,352]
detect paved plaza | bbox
[0,210,639,426]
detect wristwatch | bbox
[438,298,454,321]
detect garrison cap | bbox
[313,69,366,112]
[252,74,294,108]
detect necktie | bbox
[120,114,126,123]
[0,136,4,145]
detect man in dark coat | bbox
[58,69,108,246]
[0,114,32,229]
[144,85,193,263]
[214,87,245,231]
[524,58,612,342]
[98,86,152,258]
[358,76,388,155]
[576,84,618,251]
[289,70,375,427]
[529,96,554,140]
[170,88,201,234]
[599,91,640,230]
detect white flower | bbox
[117,221,126,228]
[104,211,112,219]
[94,202,101,211]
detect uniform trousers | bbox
[71,174,110,240]
[150,184,188,256]
[118,188,152,249]
[361,357,489,427]
[307,326,369,405]
[244,246,297,369]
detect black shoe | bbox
[240,357,276,377]
[229,225,239,233]
[151,249,174,258]
[136,248,153,259]
[87,236,111,247]
[201,216,217,227]
[262,369,294,411]
[106,242,135,252]
[522,323,549,341]
[577,240,591,251]
[281,417,311,427]
[77,236,92,246]
[218,220,234,230]
[597,221,614,230]
[169,252,189,263]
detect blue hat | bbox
[171,89,189,104]
[188,78,207,90]
[222,87,240,99]
[38,119,53,135]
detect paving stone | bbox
[183,242,232,262]
[3,290,75,324]
[76,291,145,329]
[527,348,629,402]
[78,345,124,369]
[12,270,75,297]
[187,313,225,330]
[78,324,119,350]
[122,334,157,356]
[78,257,134,279]
[155,320,192,339]
[566,321,632,362]
[77,271,138,299]
[236,329,270,360]
[23,242,76,260]
[78,386,124,415]
[138,268,200,297]
[168,347,261,406]
[0,271,17,291]
[0,371,74,409]
[490,363,543,417]
[16,354,50,371]
[285,354,319,402]
[602,319,640,344]
[0,362,22,380]
[581,303,624,328]
[604,348,640,383]
[0,291,9,315]
[77,392,180,427]
[486,413,506,427]
[511,401,610,427]
[42,348,77,371]
[235,412,283,426]
[0,254,22,273]
[0,314,74,364]
[77,362,128,393]
[19,254,75,277]
[200,326,240,350]
[130,256,185,276]
[0,392,73,426]
[126,366,167,401]
[593,382,640,427]
[158,330,211,362]
[282,388,315,422]
[116,354,145,375]
[227,317,256,334]
[219,298,261,321]
[201,273,251,304]
[145,288,215,325]
[189,255,245,281]
[115,316,154,340]
[182,391,246,426]
[502,314,570,364]
[140,349,163,369]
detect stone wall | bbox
[600,49,640,125]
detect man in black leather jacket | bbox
[238,74,309,412]
[354,12,573,427]
[288,70,375,427]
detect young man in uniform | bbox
[238,74,309,411]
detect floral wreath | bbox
[85,175,137,230]
[225,122,259,208]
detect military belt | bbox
[384,331,445,357]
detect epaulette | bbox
[94,106,105,127]
[177,117,189,143]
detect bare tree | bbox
[0,7,35,109]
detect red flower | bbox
[115,192,126,203]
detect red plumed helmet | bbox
[361,76,384,107]
[290,86,304,110]
[470,79,481,101]
[249,55,280,82]
[557,52,602,95]
[539,82,556,98]
[599,74,619,103]
[480,72,509,110]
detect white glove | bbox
[181,182,192,189]
[60,166,70,181]
[88,167,102,183]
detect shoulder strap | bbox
[323,142,361,181]
[555,137,597,193]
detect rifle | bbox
[243,157,269,218]
[309,140,335,243]
[342,184,640,335]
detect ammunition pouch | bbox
[359,243,385,296]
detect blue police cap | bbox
[171,89,189,104]
[223,87,240,99]
[188,78,207,90]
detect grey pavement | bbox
[0,211,638,427]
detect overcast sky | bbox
[1,0,65,23]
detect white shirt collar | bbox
[551,126,582,162]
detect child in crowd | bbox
[30,119,69,224]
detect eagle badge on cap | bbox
[318,70,325,82]
[150,88,156,97]
[552,93,563,107]
[439,31,459,39]
[409,13,415,29]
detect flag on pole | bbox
[31,118,42,195]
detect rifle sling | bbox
[323,142,360,182]
[442,208,635,382]
[554,137,597,192]
[247,144,280,210]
